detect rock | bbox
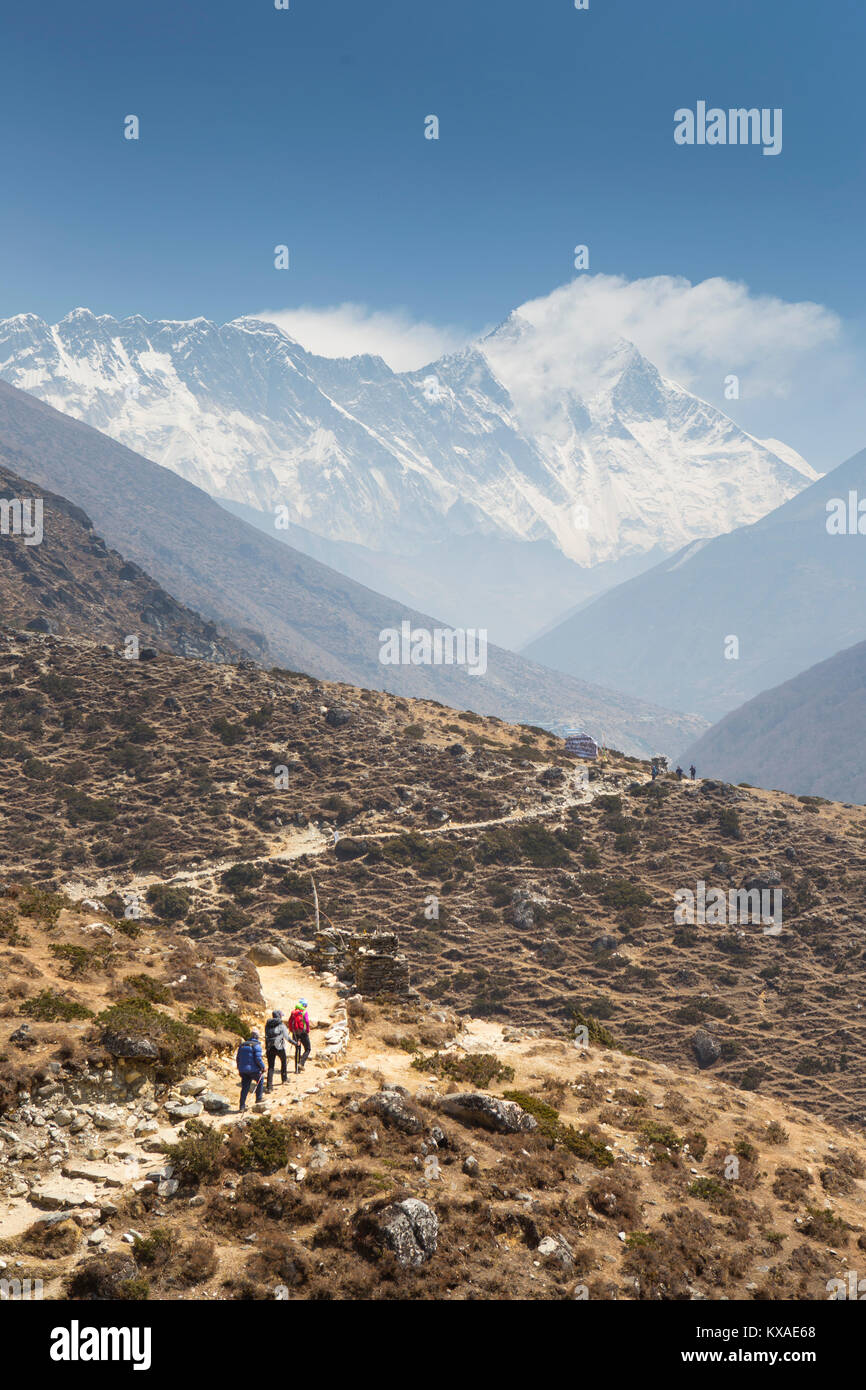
[61,1162,126,1188]
[201,1092,232,1115]
[744,871,782,892]
[592,934,618,954]
[334,837,367,862]
[91,1108,123,1131]
[325,707,351,728]
[347,994,364,1016]
[462,1156,480,1177]
[9,1024,36,1049]
[178,1078,208,1097]
[247,942,287,967]
[88,1227,107,1246]
[365,1198,438,1268]
[440,1092,538,1135]
[101,1031,159,1062]
[537,1233,575,1273]
[69,1115,88,1135]
[692,1029,722,1069]
[164,1100,203,1122]
[361,1090,424,1134]
[31,1178,98,1211]
[134,1119,159,1137]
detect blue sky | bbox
[1,0,864,464]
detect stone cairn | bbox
[308,928,410,996]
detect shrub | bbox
[19,884,68,925]
[133,1228,174,1268]
[162,1120,225,1185]
[718,809,742,839]
[212,716,245,746]
[221,863,264,896]
[188,1006,249,1038]
[22,990,93,1022]
[145,884,191,922]
[122,974,172,1004]
[410,1051,514,1086]
[503,1091,614,1168]
[230,1116,293,1174]
[97,999,199,1073]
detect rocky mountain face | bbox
[681,638,866,803]
[0,378,704,757]
[0,308,816,645]
[525,447,866,723]
[0,459,248,663]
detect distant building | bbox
[564,731,599,760]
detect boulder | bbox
[361,1090,424,1135]
[31,1177,99,1211]
[692,1029,721,1069]
[164,1100,203,1122]
[247,942,287,967]
[201,1092,232,1115]
[101,1031,159,1061]
[325,707,351,728]
[178,1078,208,1096]
[440,1093,538,1135]
[366,1198,438,1268]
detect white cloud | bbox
[504,273,843,401]
[252,302,470,371]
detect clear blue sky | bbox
[1,0,862,325]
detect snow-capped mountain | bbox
[0,305,817,644]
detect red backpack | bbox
[289,1008,305,1034]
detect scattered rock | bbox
[440,1093,538,1135]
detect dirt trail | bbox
[61,768,637,905]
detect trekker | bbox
[689,764,696,780]
[265,1009,290,1092]
[675,765,684,780]
[651,762,658,781]
[289,1000,311,1071]
[236,1030,265,1112]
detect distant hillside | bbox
[0,379,703,757]
[524,447,866,722]
[681,639,866,803]
[0,461,247,663]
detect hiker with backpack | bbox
[236,1029,265,1112]
[265,1009,290,1092]
[690,764,696,780]
[289,1000,311,1071]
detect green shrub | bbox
[410,1051,514,1086]
[122,974,172,1004]
[145,884,191,922]
[162,1120,225,1184]
[98,999,199,1073]
[19,884,68,925]
[188,1006,249,1038]
[231,1116,293,1174]
[221,863,264,896]
[718,809,742,839]
[212,716,246,746]
[22,990,93,1022]
[503,1091,614,1168]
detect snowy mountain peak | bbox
[0,303,815,583]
